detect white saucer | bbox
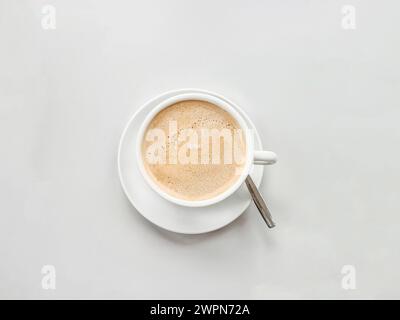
[118,89,264,234]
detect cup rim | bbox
[136,92,253,207]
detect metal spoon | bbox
[245,175,275,228]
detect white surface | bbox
[0,0,399,299]
[118,88,265,233]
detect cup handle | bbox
[254,150,277,165]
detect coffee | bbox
[141,100,246,201]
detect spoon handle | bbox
[245,176,275,228]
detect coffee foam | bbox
[142,100,246,201]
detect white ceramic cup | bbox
[136,92,277,207]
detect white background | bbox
[1,0,399,299]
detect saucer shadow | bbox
[148,208,251,245]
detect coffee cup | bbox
[136,92,277,207]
